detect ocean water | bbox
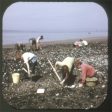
[2,31,107,45]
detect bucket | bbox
[86,77,98,87]
[12,73,20,84]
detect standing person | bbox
[74,59,96,87]
[21,52,38,77]
[36,35,44,50]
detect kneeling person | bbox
[74,59,96,87]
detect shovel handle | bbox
[47,59,61,81]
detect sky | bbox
[2,2,108,44]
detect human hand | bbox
[60,80,65,85]
[60,81,64,85]
[78,83,83,87]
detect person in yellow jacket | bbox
[55,57,75,85]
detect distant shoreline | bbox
[3,37,107,48]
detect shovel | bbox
[47,59,61,82]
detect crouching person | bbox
[15,51,37,77]
[21,52,38,77]
[55,57,75,86]
[74,59,96,87]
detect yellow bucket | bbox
[86,77,98,87]
[12,73,20,84]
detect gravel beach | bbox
[2,40,108,109]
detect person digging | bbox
[15,51,38,78]
[55,57,75,86]
[74,58,98,87]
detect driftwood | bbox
[47,59,61,81]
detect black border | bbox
[0,0,112,112]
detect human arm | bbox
[60,72,69,85]
[25,62,31,77]
[80,65,87,84]
[77,70,85,87]
[60,65,69,85]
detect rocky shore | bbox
[2,41,108,109]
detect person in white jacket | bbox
[21,52,38,77]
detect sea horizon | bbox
[2,31,108,45]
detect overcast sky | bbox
[3,2,108,33]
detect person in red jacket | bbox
[74,59,96,87]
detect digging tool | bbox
[22,67,28,73]
[47,59,61,82]
[22,67,33,74]
[35,49,62,82]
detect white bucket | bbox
[12,73,20,84]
